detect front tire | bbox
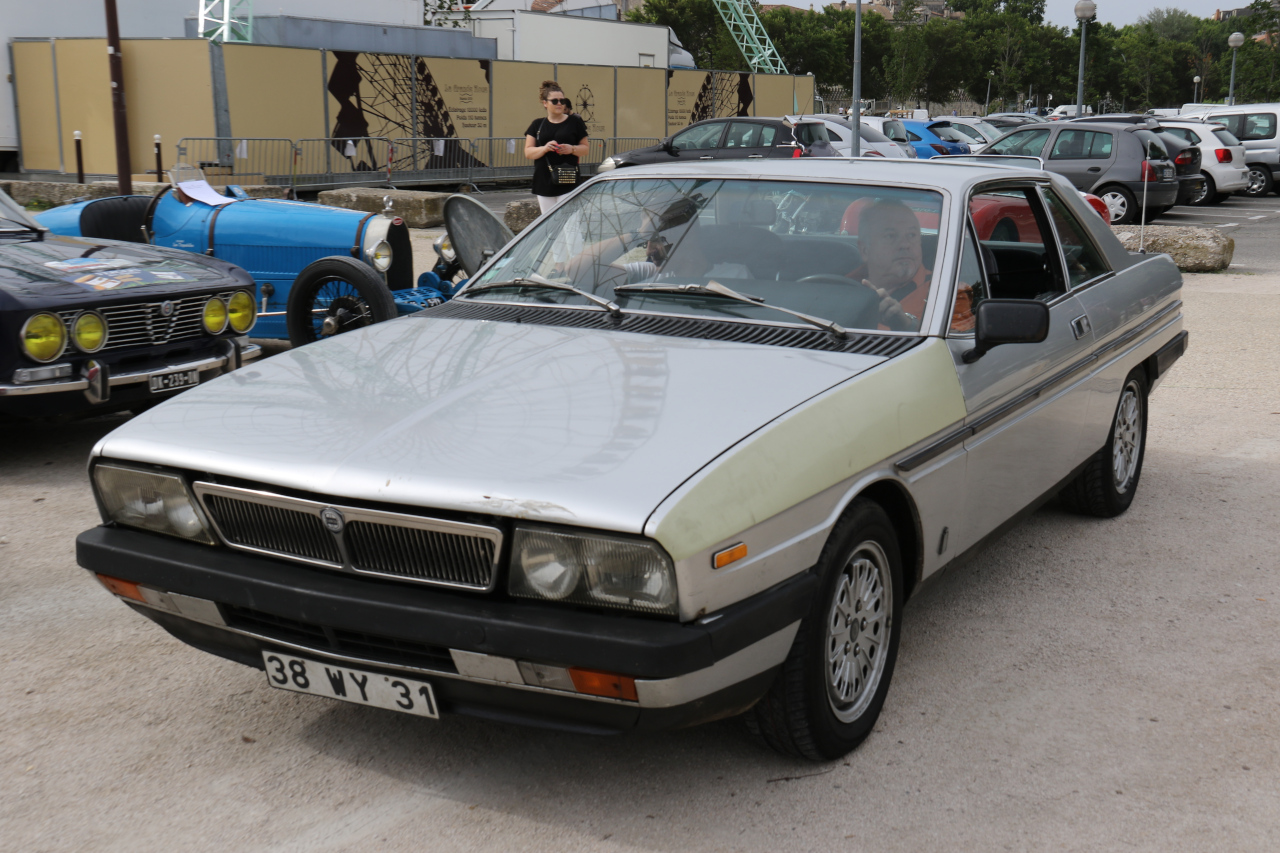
[1191,173,1216,206]
[286,256,397,347]
[1060,367,1148,518]
[745,499,904,760]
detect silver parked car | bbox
[809,114,913,158]
[1191,103,1280,197]
[933,117,1004,153]
[78,159,1186,760]
[1159,120,1249,204]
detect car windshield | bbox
[465,178,946,334]
[946,123,987,143]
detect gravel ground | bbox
[1,271,1277,852]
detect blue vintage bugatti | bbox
[36,174,453,345]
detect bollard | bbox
[74,131,85,184]
[154,135,163,182]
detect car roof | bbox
[591,156,1055,191]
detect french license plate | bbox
[1163,167,1175,179]
[148,368,199,393]
[261,651,439,718]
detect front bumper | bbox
[76,526,816,733]
[0,340,260,417]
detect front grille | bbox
[58,292,233,352]
[194,482,502,592]
[203,493,343,565]
[221,604,458,673]
[346,520,496,588]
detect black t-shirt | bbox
[526,114,588,197]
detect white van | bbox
[1048,104,1094,119]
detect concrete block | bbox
[1112,224,1235,272]
[6,181,117,207]
[505,199,541,233]
[317,187,447,228]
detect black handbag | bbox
[541,120,580,185]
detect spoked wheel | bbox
[1244,165,1273,197]
[286,256,397,347]
[745,499,903,760]
[1060,367,1148,518]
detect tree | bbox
[761,8,845,83]
[626,0,746,71]
[1118,25,1177,109]
[883,0,930,107]
[1136,7,1199,43]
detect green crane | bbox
[712,0,788,74]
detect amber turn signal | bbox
[567,667,638,701]
[713,542,748,569]
[95,573,146,602]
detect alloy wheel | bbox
[825,540,892,723]
[1112,380,1143,494]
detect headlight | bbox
[597,156,617,173]
[226,290,256,333]
[71,311,107,353]
[202,297,228,334]
[433,233,456,263]
[370,240,393,272]
[93,464,216,545]
[21,312,67,363]
[509,526,677,615]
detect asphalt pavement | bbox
[2,207,1279,852]
[1152,194,1280,273]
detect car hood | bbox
[0,234,244,309]
[94,314,888,533]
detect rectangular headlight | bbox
[93,464,216,545]
[509,526,677,616]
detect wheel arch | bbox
[849,478,923,599]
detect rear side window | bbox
[1243,112,1277,140]
[1042,190,1111,289]
[1050,130,1113,159]
[759,125,778,146]
[724,122,763,148]
[1213,127,1241,146]
[907,130,922,142]
[989,127,1051,157]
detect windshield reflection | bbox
[466,178,944,333]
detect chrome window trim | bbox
[191,482,504,592]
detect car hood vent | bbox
[421,300,921,358]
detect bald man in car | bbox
[848,198,973,332]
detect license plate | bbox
[261,651,439,719]
[148,368,199,393]
[1163,167,1174,179]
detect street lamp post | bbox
[985,70,993,115]
[1193,75,1201,103]
[1228,32,1245,106]
[852,0,862,157]
[1075,0,1096,119]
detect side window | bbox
[968,188,1066,301]
[1213,114,1243,137]
[989,128,1051,157]
[1050,129,1089,159]
[1162,127,1190,143]
[672,123,724,151]
[950,224,987,333]
[1244,112,1277,140]
[724,122,761,149]
[1088,131,1113,158]
[907,130,922,142]
[759,125,778,147]
[1042,190,1111,288]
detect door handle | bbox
[699,155,714,160]
[1071,314,1092,339]
[1088,166,1102,172]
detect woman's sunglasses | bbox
[547,98,571,106]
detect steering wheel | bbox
[795,275,884,329]
[796,274,876,289]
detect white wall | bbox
[469,12,667,67]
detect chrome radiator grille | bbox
[59,292,232,352]
[194,483,502,592]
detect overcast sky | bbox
[776,1,1237,30]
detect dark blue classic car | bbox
[0,187,260,420]
[37,169,451,346]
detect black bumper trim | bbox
[77,526,817,679]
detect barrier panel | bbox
[469,138,535,183]
[174,138,297,186]
[604,138,662,159]
[390,138,479,185]
[294,137,394,190]
[578,138,608,177]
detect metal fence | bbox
[174,138,297,187]
[171,137,655,192]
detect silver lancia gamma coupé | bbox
[77,159,1187,760]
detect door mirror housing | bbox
[962,299,1051,363]
[661,137,676,153]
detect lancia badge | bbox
[320,507,345,534]
[159,300,174,317]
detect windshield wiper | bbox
[614,280,847,338]
[462,273,622,316]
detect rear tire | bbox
[286,256,397,348]
[1060,367,1148,518]
[1244,164,1273,197]
[744,499,904,760]
[1099,186,1137,225]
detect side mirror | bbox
[661,137,676,153]
[962,299,1050,363]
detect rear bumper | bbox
[1204,164,1250,192]
[76,526,817,733]
[1117,180,1179,208]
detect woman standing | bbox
[525,81,589,215]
